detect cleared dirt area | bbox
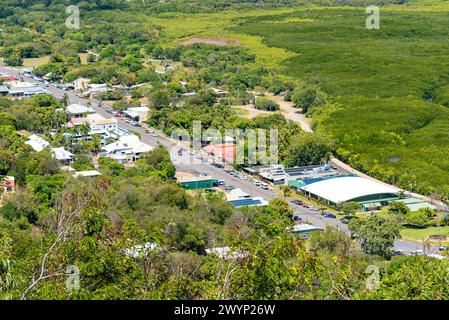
[180,37,239,46]
[263,92,313,132]
[232,104,276,119]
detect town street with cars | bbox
[0,65,443,257]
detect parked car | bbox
[105,108,113,114]
[252,180,260,186]
[133,122,141,127]
[439,246,448,251]
[114,114,122,118]
[224,185,235,191]
[411,250,424,256]
[341,215,358,224]
[150,133,158,137]
[239,175,247,180]
[218,180,225,186]
[260,183,269,190]
[308,205,319,211]
[291,199,303,206]
[199,172,208,177]
[323,213,336,219]
[391,249,404,256]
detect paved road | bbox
[1,65,441,256]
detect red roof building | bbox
[0,176,16,195]
[203,143,236,164]
[0,75,17,82]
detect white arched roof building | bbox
[300,176,401,205]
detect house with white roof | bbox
[88,114,118,133]
[7,81,48,98]
[51,147,74,164]
[25,134,50,152]
[73,170,102,178]
[66,104,96,118]
[101,135,153,163]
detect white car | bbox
[260,183,269,190]
[239,175,247,180]
[252,180,260,186]
[411,250,424,256]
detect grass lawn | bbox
[148,8,296,69]
[232,107,250,117]
[401,226,449,242]
[22,55,51,67]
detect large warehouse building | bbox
[299,176,401,206]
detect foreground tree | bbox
[348,215,401,259]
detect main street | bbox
[0,65,439,255]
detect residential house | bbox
[66,104,96,118]
[51,147,74,165]
[25,134,50,152]
[101,135,153,164]
[0,176,16,197]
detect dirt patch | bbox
[232,105,276,119]
[426,235,449,242]
[180,37,239,46]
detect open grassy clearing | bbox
[22,55,51,67]
[148,8,297,68]
[401,226,449,242]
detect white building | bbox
[300,176,400,205]
[123,106,150,123]
[227,188,251,201]
[101,135,153,163]
[7,81,48,98]
[88,114,118,133]
[25,134,49,152]
[51,147,74,164]
[73,170,102,178]
[66,104,96,118]
[26,135,75,165]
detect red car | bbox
[114,114,122,118]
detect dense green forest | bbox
[232,5,449,199]
[1,0,449,300]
